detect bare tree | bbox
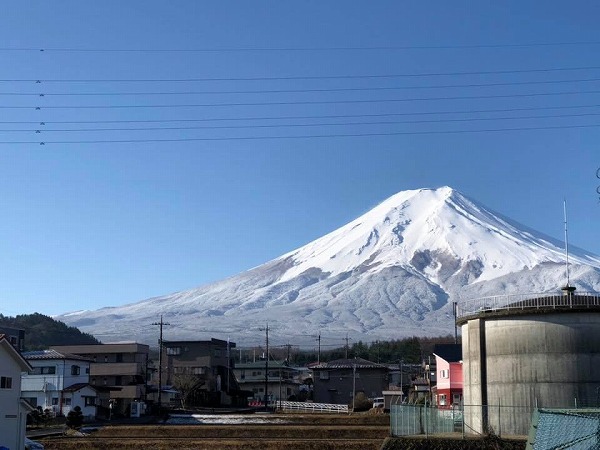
[172,373,205,410]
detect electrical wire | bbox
[4,65,600,83]
[1,41,600,52]
[4,88,600,110]
[6,77,600,96]
[2,111,600,133]
[2,103,600,125]
[2,123,600,145]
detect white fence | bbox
[277,401,349,414]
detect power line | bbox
[4,65,600,83]
[6,77,600,96]
[3,111,600,133]
[3,122,600,145]
[2,41,600,52]
[5,88,600,110]
[2,103,600,125]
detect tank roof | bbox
[456,292,600,325]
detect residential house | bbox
[310,358,389,405]
[51,342,149,416]
[0,326,25,351]
[407,377,431,404]
[0,334,33,450]
[161,339,247,407]
[432,344,463,408]
[233,360,301,404]
[21,349,99,420]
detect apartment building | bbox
[51,342,149,415]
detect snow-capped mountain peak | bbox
[58,187,600,346]
[279,186,595,286]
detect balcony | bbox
[90,363,143,377]
[108,384,144,399]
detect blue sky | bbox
[0,1,599,316]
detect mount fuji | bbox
[58,187,600,347]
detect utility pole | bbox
[285,342,292,364]
[345,334,350,359]
[453,302,458,344]
[352,363,356,412]
[317,333,321,364]
[151,315,170,411]
[261,324,269,411]
[227,337,230,394]
[400,360,404,402]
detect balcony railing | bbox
[456,291,600,320]
[90,362,144,376]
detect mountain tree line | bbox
[0,313,100,351]
[256,335,457,366]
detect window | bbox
[116,353,123,363]
[319,371,329,380]
[115,376,122,386]
[52,398,58,405]
[166,347,181,356]
[192,367,206,375]
[32,366,56,375]
[0,377,12,389]
[214,348,221,357]
[64,398,72,406]
[84,396,96,407]
[85,368,90,375]
[71,365,80,375]
[439,394,447,406]
[440,369,449,379]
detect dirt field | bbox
[37,414,526,450]
[38,414,390,450]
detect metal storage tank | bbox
[457,290,600,436]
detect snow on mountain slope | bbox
[58,187,600,346]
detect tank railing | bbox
[456,292,600,319]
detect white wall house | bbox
[21,349,98,420]
[0,334,33,450]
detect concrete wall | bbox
[462,311,600,435]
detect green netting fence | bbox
[527,408,600,450]
[391,404,600,449]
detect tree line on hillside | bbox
[0,313,100,351]
[254,335,457,366]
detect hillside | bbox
[0,313,100,351]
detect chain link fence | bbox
[390,403,534,437]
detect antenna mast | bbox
[563,199,570,288]
[561,200,576,298]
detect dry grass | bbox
[39,415,390,450]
